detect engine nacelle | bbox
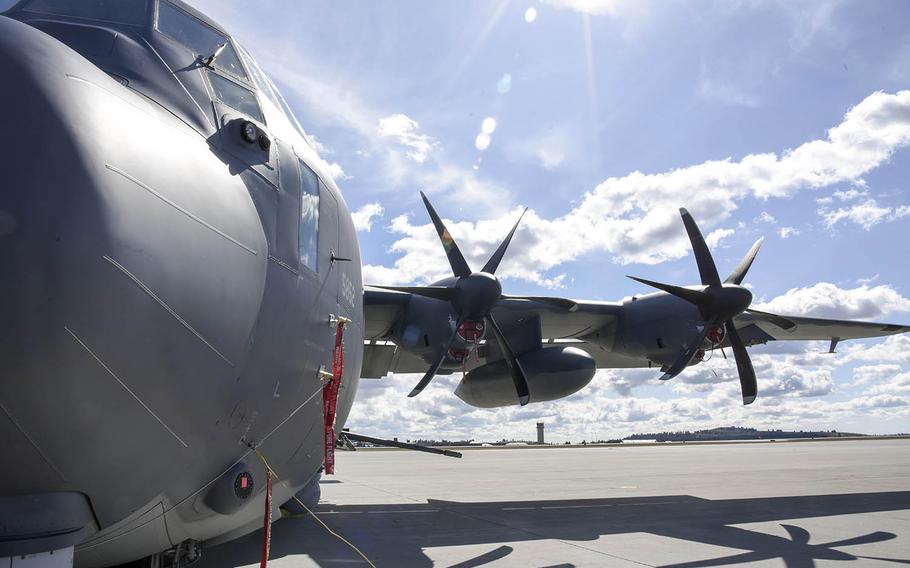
[454,346,596,408]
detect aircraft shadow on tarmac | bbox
[198,491,910,568]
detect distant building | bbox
[537,422,545,444]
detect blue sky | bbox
[189,0,910,440]
[9,0,909,440]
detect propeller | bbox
[397,192,532,405]
[628,208,763,405]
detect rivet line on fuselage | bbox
[64,325,189,448]
[102,255,235,367]
[104,164,257,255]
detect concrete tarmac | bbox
[198,438,910,567]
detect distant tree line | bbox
[625,426,863,442]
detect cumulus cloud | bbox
[757,211,777,224]
[323,161,350,181]
[351,203,384,232]
[778,226,800,239]
[841,334,910,365]
[754,282,910,320]
[819,198,910,230]
[377,114,438,163]
[851,364,902,386]
[364,91,910,286]
[705,228,735,248]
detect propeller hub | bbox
[706,285,753,321]
[454,272,502,320]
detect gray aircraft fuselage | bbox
[0,1,363,566]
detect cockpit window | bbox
[236,44,316,152]
[299,160,320,273]
[23,0,148,25]
[156,1,247,80]
[208,74,264,123]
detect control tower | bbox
[537,422,545,444]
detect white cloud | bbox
[757,211,777,224]
[705,228,734,249]
[377,114,438,163]
[323,161,350,181]
[754,282,910,320]
[851,364,902,386]
[778,226,800,239]
[507,127,571,170]
[366,91,910,286]
[833,188,868,201]
[696,64,760,108]
[819,198,910,230]
[841,334,910,365]
[351,203,384,232]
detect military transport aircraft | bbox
[0,1,907,567]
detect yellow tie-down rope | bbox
[251,447,378,568]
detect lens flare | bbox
[496,73,512,94]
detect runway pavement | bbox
[197,438,910,567]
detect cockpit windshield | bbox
[236,44,314,152]
[156,1,246,80]
[22,0,148,25]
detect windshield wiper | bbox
[200,42,227,68]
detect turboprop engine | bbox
[454,346,596,408]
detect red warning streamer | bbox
[323,320,346,474]
[259,469,273,568]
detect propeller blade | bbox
[408,319,463,398]
[372,285,457,302]
[659,323,711,381]
[420,191,472,277]
[725,237,764,285]
[781,524,811,545]
[679,208,722,288]
[485,314,531,406]
[627,276,710,307]
[725,319,757,405]
[481,207,527,275]
[823,531,896,549]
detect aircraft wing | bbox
[362,287,910,378]
[362,286,639,377]
[732,308,910,348]
[364,285,622,341]
[363,286,411,339]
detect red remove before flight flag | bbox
[323,319,346,474]
[259,469,273,567]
